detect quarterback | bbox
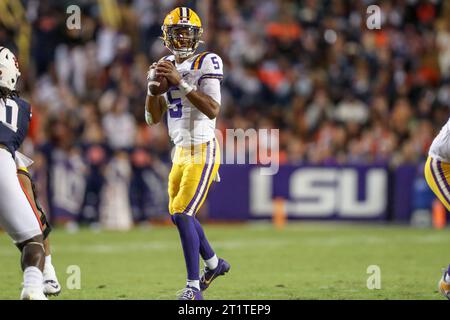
[145,7,230,300]
[424,119,450,300]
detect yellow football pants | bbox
[168,139,220,216]
[424,156,450,211]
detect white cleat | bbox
[43,264,61,296]
[20,286,48,300]
[438,270,450,300]
[43,279,61,296]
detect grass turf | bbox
[0,222,448,300]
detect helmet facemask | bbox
[162,25,203,59]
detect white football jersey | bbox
[161,52,223,147]
[429,118,450,162]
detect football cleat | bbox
[43,264,61,296]
[438,269,450,300]
[20,286,48,300]
[43,279,61,296]
[200,258,231,292]
[176,286,203,300]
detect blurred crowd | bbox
[211,0,450,166]
[1,0,449,223]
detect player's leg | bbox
[424,156,450,299]
[16,235,46,300]
[190,139,220,264]
[174,140,230,298]
[172,213,202,299]
[171,141,219,299]
[424,156,450,210]
[191,141,230,291]
[193,218,216,263]
[42,238,61,295]
[17,168,61,296]
[195,219,231,292]
[167,150,202,299]
[171,161,203,299]
[0,150,46,299]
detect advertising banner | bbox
[208,164,390,220]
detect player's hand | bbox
[156,61,181,86]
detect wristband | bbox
[179,79,194,95]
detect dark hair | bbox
[0,86,18,100]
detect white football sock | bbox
[187,280,200,290]
[23,266,44,289]
[44,255,56,277]
[45,255,52,267]
[205,254,219,270]
[445,273,450,283]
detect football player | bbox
[145,7,230,300]
[0,47,47,299]
[424,120,450,300]
[15,152,61,296]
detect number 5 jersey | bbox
[161,52,224,147]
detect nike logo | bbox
[45,281,60,289]
[203,269,219,285]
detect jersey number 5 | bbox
[0,99,19,132]
[167,87,182,118]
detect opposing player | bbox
[0,47,47,299]
[145,7,230,300]
[424,119,450,300]
[15,152,61,296]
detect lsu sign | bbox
[208,165,389,220]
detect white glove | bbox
[15,151,34,169]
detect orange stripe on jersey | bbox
[192,52,208,70]
[18,177,44,231]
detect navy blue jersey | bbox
[0,97,31,156]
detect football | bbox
[148,67,169,96]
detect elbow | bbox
[206,103,220,120]
[207,112,217,120]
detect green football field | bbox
[0,222,449,300]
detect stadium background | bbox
[1,0,450,300]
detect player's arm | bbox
[145,95,167,125]
[15,152,52,240]
[145,63,168,125]
[156,61,221,120]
